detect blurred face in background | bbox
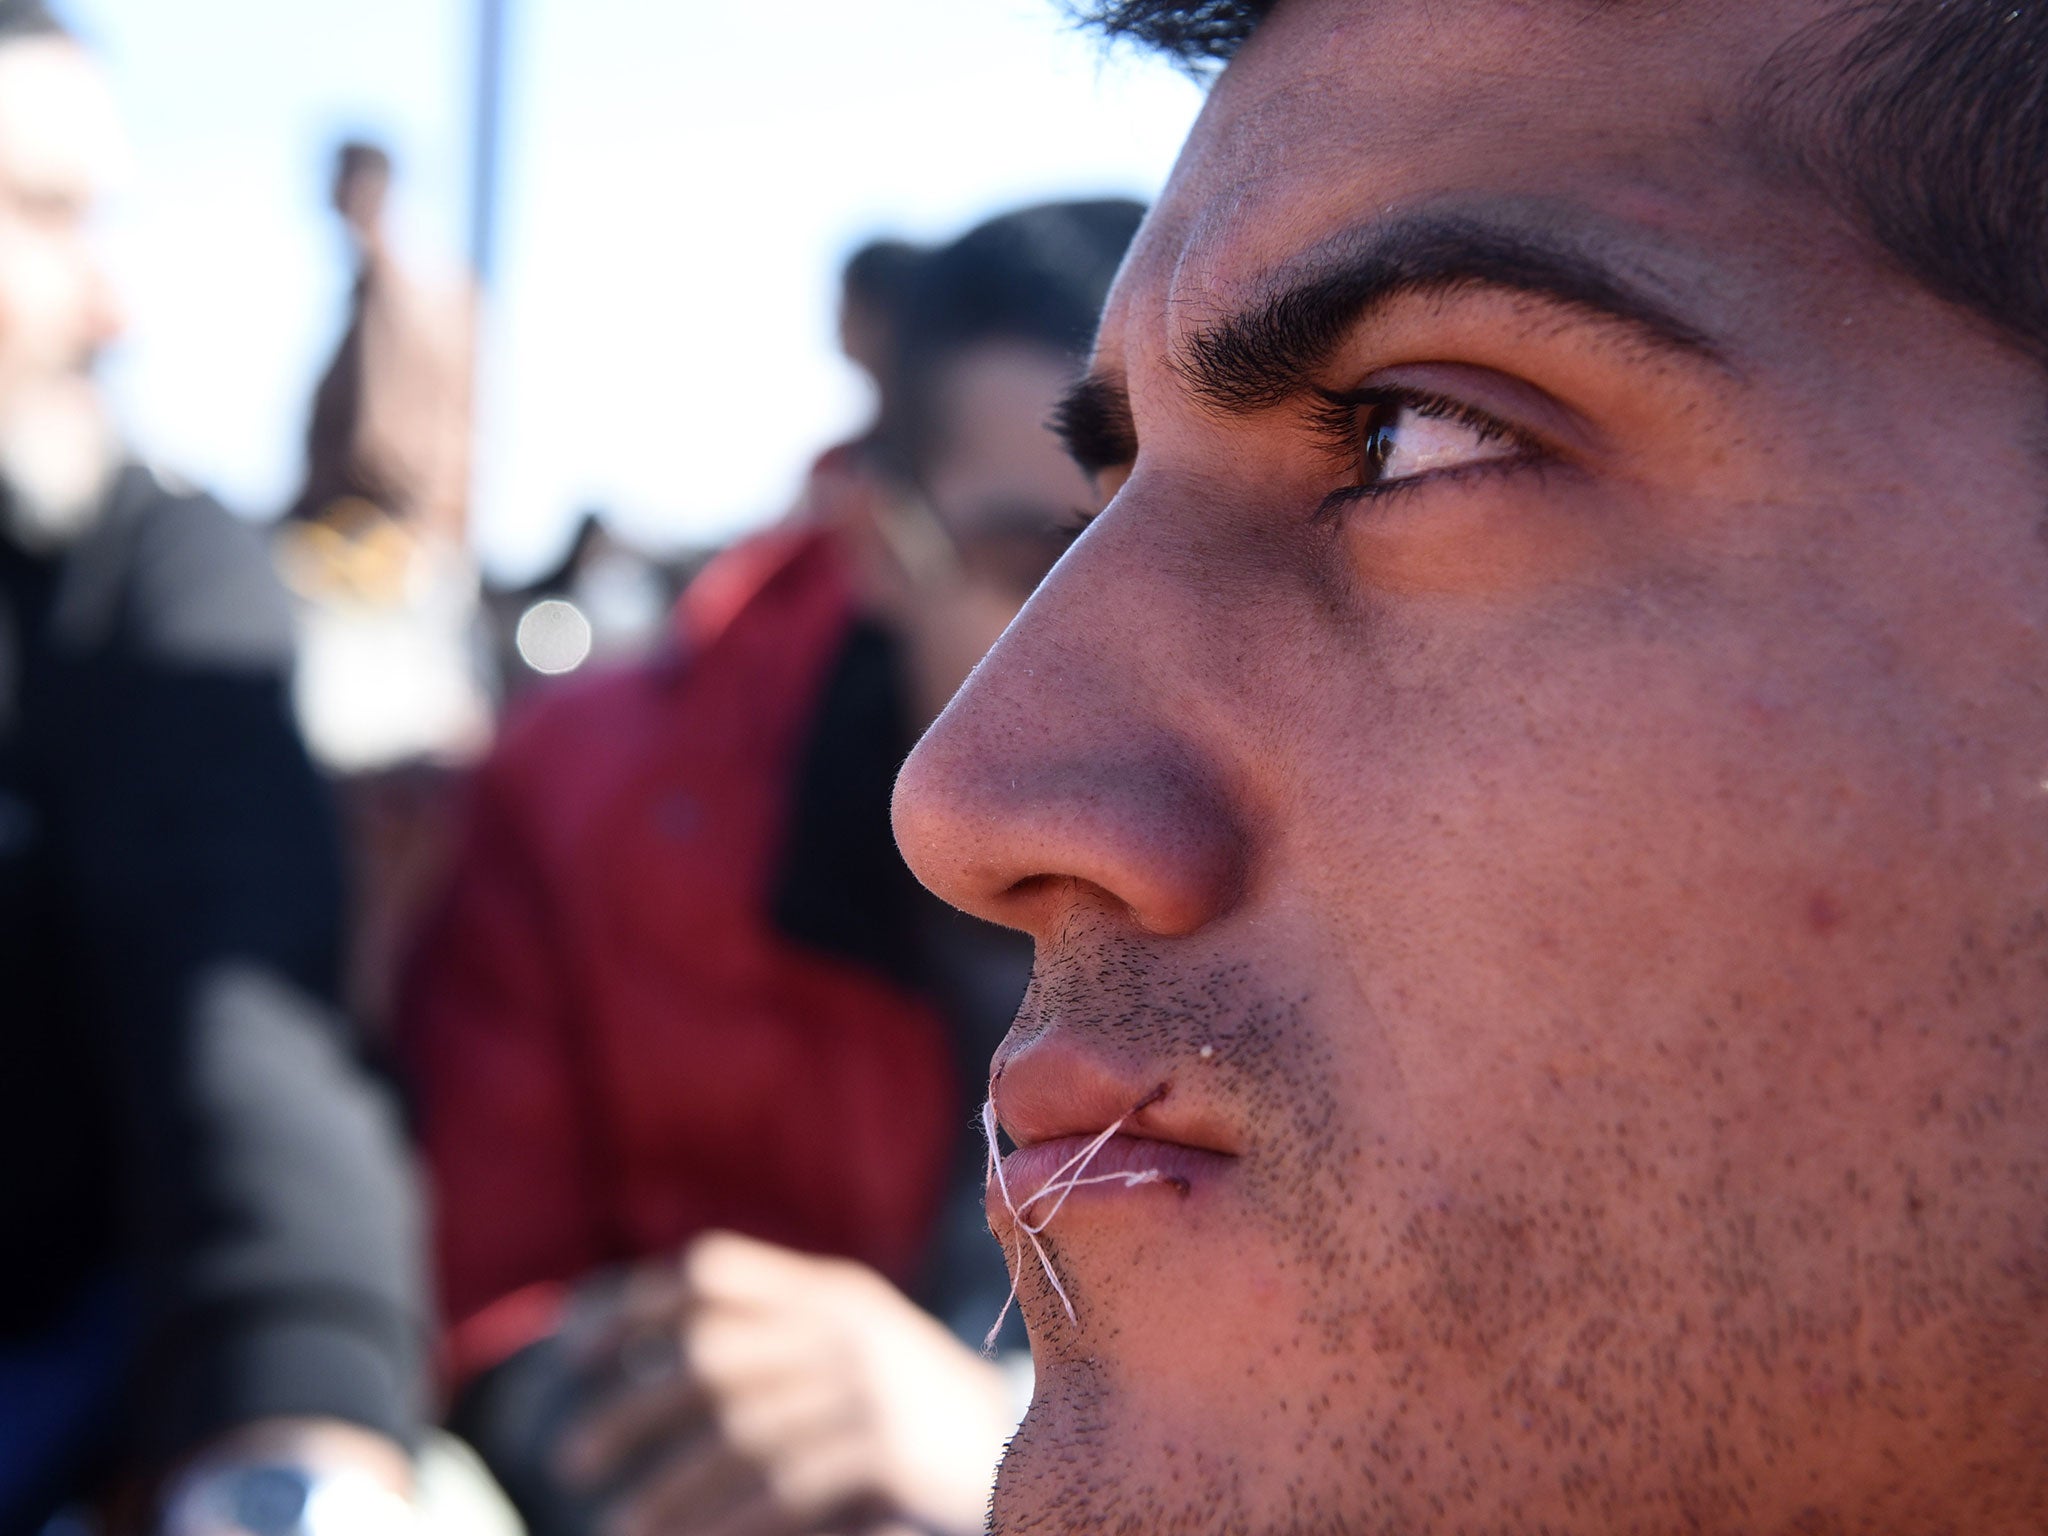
[331,154,390,247]
[0,34,124,536]
[894,0,2048,1529]
[923,340,1093,606]
[890,339,1095,717]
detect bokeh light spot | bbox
[515,597,593,675]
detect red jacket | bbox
[401,527,958,1383]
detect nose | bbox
[891,506,1247,940]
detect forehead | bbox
[1108,0,1837,355]
[0,38,125,198]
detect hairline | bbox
[1089,0,2048,378]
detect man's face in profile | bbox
[892,0,2048,1529]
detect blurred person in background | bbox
[283,137,472,555]
[274,137,489,1063]
[277,137,484,770]
[785,235,927,563]
[0,4,429,1533]
[399,198,1143,1536]
[833,236,922,398]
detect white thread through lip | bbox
[981,1085,1179,1352]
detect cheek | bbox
[1279,584,1981,1194]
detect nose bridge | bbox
[892,505,1247,939]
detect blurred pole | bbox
[470,0,511,285]
[464,0,512,552]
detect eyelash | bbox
[1059,385,1546,541]
[1307,385,1544,521]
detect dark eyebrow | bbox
[1051,372,1137,476]
[1178,213,1726,415]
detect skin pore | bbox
[891,1,2048,1532]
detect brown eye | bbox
[1359,405,1400,486]
[1353,397,1523,492]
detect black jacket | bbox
[0,467,422,1515]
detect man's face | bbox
[892,1,2048,1530]
[0,36,123,525]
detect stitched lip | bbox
[989,1029,1244,1159]
[988,1131,1232,1230]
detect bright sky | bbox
[59,0,1203,580]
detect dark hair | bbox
[0,0,65,40]
[879,197,1145,477]
[1759,1,2048,369]
[1079,0,2048,369]
[336,139,394,184]
[842,237,926,318]
[1073,0,1271,67]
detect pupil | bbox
[1362,406,1397,482]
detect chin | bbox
[985,1225,1369,1533]
[991,1370,1165,1536]
[990,1341,1341,1536]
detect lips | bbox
[992,1131,1230,1226]
[985,1031,1241,1231]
